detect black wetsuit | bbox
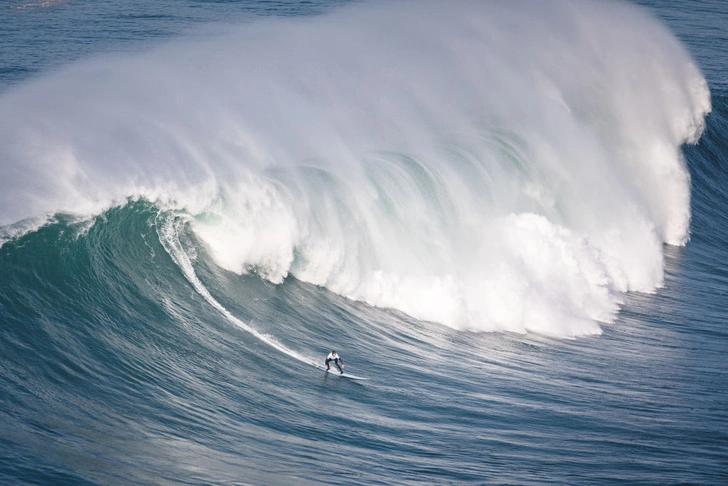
[325,353,344,373]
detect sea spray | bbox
[0,0,710,335]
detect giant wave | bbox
[0,0,710,336]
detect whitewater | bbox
[0,0,710,337]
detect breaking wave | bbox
[0,0,710,336]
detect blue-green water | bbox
[1,1,727,484]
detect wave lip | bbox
[0,0,711,336]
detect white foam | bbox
[0,0,711,336]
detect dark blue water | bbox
[1,1,727,484]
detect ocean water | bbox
[1,0,727,484]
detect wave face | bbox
[0,0,710,336]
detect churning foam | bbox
[0,0,710,336]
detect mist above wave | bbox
[0,0,710,335]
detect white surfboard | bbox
[315,364,369,381]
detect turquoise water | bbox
[1,1,727,484]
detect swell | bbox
[0,0,711,336]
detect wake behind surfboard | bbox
[315,364,369,381]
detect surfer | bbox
[324,350,344,374]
